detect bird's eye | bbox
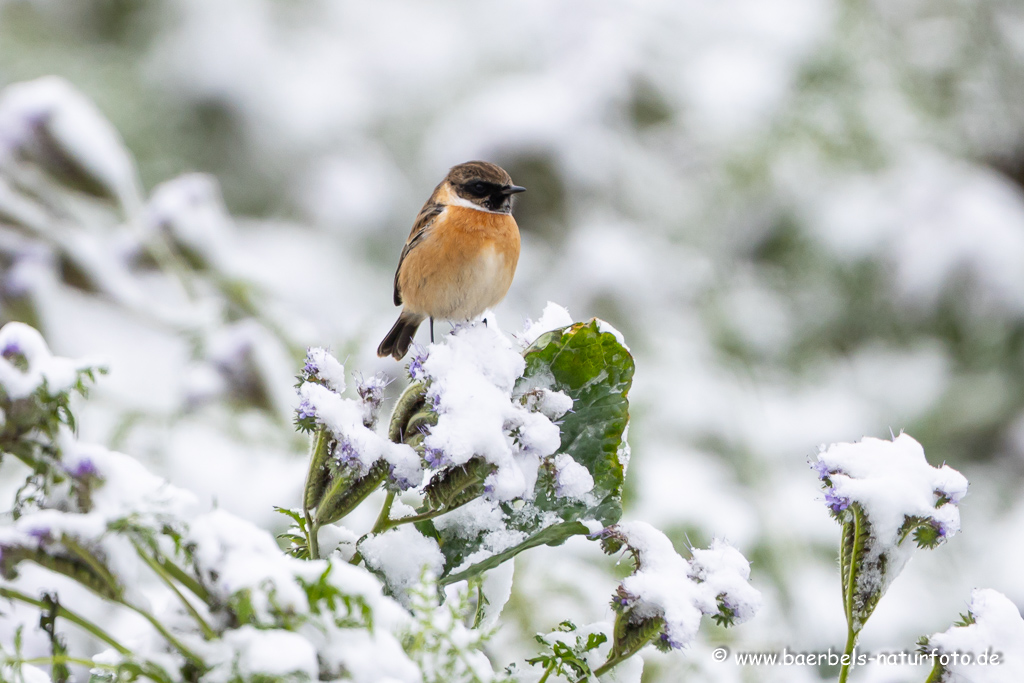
[467,181,488,197]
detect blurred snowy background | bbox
[2,0,1024,681]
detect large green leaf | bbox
[437,319,633,585]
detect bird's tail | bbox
[377,311,425,360]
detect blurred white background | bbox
[2,1,1024,681]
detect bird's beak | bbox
[501,185,526,195]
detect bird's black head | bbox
[446,161,526,214]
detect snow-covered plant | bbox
[291,318,632,589]
[813,434,969,682]
[920,588,1024,683]
[286,315,762,680]
[0,322,421,682]
[595,523,760,674]
[0,314,762,682]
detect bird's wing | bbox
[393,201,445,306]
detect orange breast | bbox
[398,206,521,320]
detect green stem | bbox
[537,660,557,683]
[6,650,176,683]
[839,511,865,683]
[472,581,486,629]
[590,649,633,680]
[371,490,396,535]
[378,507,447,532]
[586,631,651,681]
[60,537,121,598]
[133,543,216,639]
[306,508,320,561]
[122,602,205,669]
[156,555,212,606]
[5,655,116,670]
[0,586,130,655]
[838,627,857,683]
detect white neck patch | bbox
[446,193,506,214]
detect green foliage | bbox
[434,320,633,585]
[404,574,513,683]
[526,621,608,682]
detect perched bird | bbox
[377,161,525,360]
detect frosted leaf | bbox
[0,76,140,209]
[0,321,100,399]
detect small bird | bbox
[377,161,525,360]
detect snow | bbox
[0,76,140,211]
[187,509,311,618]
[522,387,574,421]
[304,346,347,394]
[4,2,1024,679]
[927,589,1024,683]
[206,626,319,681]
[478,560,515,630]
[613,521,761,650]
[0,321,100,399]
[553,453,595,500]
[417,323,563,502]
[520,301,574,346]
[297,358,421,486]
[815,433,968,545]
[432,497,506,540]
[360,525,445,607]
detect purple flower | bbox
[424,446,447,469]
[68,458,99,480]
[1,339,21,359]
[357,373,387,404]
[425,387,443,412]
[389,465,416,491]
[812,459,831,480]
[334,439,361,469]
[407,345,428,381]
[27,527,51,543]
[935,519,955,538]
[825,489,850,513]
[660,632,683,650]
[297,399,316,421]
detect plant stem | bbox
[306,508,320,561]
[378,507,446,532]
[838,626,857,683]
[370,490,396,534]
[0,586,130,655]
[122,602,205,669]
[472,581,486,629]
[61,536,121,597]
[839,511,865,683]
[156,554,212,606]
[537,660,556,683]
[6,654,175,683]
[133,542,216,639]
[6,655,116,670]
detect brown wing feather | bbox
[393,201,445,306]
